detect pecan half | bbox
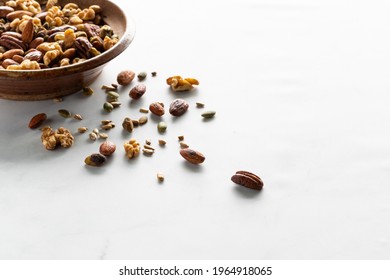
[231,171,264,191]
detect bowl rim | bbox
[0,0,135,78]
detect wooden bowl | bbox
[0,0,135,100]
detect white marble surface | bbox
[1,0,390,259]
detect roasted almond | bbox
[28,113,47,129]
[180,148,205,164]
[149,102,165,116]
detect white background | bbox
[0,0,390,260]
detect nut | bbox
[41,126,74,150]
[157,172,164,182]
[122,117,134,133]
[149,102,165,116]
[138,115,148,125]
[201,111,216,118]
[117,70,135,86]
[179,148,205,164]
[28,113,47,129]
[169,98,189,116]
[137,71,147,80]
[123,138,140,159]
[99,140,116,156]
[157,122,167,133]
[129,84,146,100]
[231,171,264,191]
[85,153,107,167]
[166,76,199,92]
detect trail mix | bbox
[0,0,119,70]
[28,71,263,190]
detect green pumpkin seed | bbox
[201,110,216,118]
[157,122,167,133]
[58,109,72,118]
[106,91,119,99]
[103,102,114,112]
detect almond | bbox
[28,113,47,129]
[180,148,205,164]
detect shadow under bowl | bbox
[0,0,135,101]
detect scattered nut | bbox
[201,111,216,119]
[196,102,205,108]
[145,139,152,145]
[122,117,134,133]
[99,133,108,139]
[157,172,164,182]
[166,76,199,92]
[41,126,74,150]
[149,102,165,116]
[83,87,94,96]
[157,122,167,133]
[117,70,135,86]
[106,90,119,99]
[158,139,166,146]
[169,99,189,116]
[139,108,149,113]
[28,113,47,129]
[85,153,107,167]
[151,71,157,77]
[101,84,117,91]
[179,141,189,149]
[231,171,264,191]
[142,148,154,155]
[99,140,116,156]
[58,109,72,118]
[89,132,98,141]
[103,102,114,112]
[144,144,155,151]
[123,138,140,159]
[129,84,146,100]
[78,127,88,133]
[180,148,205,164]
[137,71,147,81]
[178,136,184,141]
[139,115,148,125]
[132,119,139,127]
[73,114,83,120]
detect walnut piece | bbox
[41,126,74,150]
[166,76,199,92]
[123,138,140,159]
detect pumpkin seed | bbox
[106,90,119,99]
[58,109,72,118]
[201,110,216,118]
[103,102,114,112]
[83,87,94,96]
[157,122,167,133]
[137,71,147,80]
[196,102,205,108]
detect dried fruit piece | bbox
[166,76,199,92]
[231,171,264,191]
[28,113,47,129]
[117,70,135,86]
[149,102,165,116]
[180,148,205,164]
[85,153,107,167]
[169,99,189,116]
[99,141,116,156]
